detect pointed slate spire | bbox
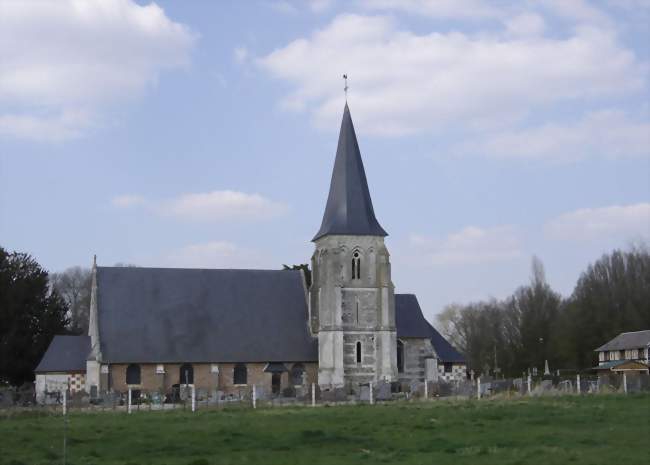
[313,104,388,241]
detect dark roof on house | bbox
[313,104,388,241]
[96,267,318,363]
[594,330,650,352]
[35,335,90,373]
[395,294,465,363]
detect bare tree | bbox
[50,267,91,334]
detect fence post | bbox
[369,382,374,405]
[623,372,627,394]
[191,385,196,412]
[311,383,315,407]
[527,374,532,395]
[252,385,257,409]
[62,390,68,465]
[128,388,132,414]
[477,377,481,400]
[576,374,581,394]
[424,380,428,400]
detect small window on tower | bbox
[356,341,362,364]
[352,252,361,280]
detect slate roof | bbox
[395,294,465,363]
[313,104,388,241]
[594,330,650,352]
[96,267,318,363]
[35,335,90,373]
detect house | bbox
[593,330,650,374]
[34,104,466,402]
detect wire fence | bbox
[2,372,648,415]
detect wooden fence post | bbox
[128,388,132,414]
[191,385,196,412]
[424,380,428,400]
[527,374,532,395]
[369,382,374,405]
[252,385,257,409]
[477,377,481,400]
[311,383,315,407]
[623,372,627,394]
[576,374,581,394]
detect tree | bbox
[0,247,69,386]
[282,264,312,287]
[505,256,562,374]
[561,245,650,368]
[50,266,91,334]
[436,256,562,377]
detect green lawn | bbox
[1,394,648,465]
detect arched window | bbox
[352,251,361,280]
[291,363,305,386]
[179,363,194,385]
[396,341,405,373]
[356,341,362,364]
[234,363,247,385]
[126,364,141,385]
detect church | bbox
[34,104,466,402]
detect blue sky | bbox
[1,0,648,321]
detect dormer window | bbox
[352,251,361,280]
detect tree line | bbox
[436,245,650,377]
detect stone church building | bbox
[35,104,466,401]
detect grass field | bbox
[1,394,648,465]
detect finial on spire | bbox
[93,254,97,268]
[343,74,348,102]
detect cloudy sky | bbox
[1,0,648,321]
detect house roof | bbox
[313,104,388,241]
[96,267,318,363]
[34,335,90,373]
[395,294,465,363]
[594,330,650,352]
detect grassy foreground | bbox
[1,394,648,465]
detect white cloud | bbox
[111,194,147,208]
[161,190,288,221]
[269,1,299,15]
[360,0,505,20]
[410,225,522,266]
[164,241,264,269]
[309,0,335,12]
[0,0,196,141]
[257,13,646,136]
[467,110,650,161]
[505,13,546,37]
[111,190,287,221]
[0,109,97,142]
[545,203,650,241]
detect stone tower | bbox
[310,103,397,389]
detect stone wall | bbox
[397,337,435,384]
[107,362,318,395]
[437,363,467,382]
[35,372,86,404]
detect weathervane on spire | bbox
[343,74,348,101]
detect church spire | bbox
[313,103,388,241]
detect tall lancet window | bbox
[352,251,361,280]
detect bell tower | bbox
[310,103,397,389]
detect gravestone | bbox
[375,380,392,401]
